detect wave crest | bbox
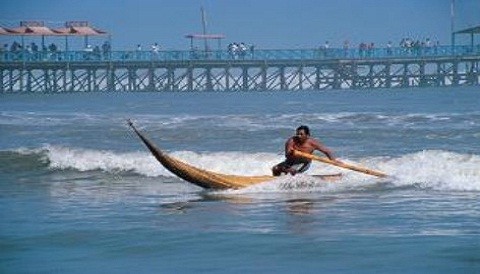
[4,146,480,191]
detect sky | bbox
[1,0,479,50]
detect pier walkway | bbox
[1,45,479,92]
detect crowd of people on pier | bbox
[317,37,443,58]
[3,41,58,55]
[0,40,112,61]
[82,41,111,60]
[397,37,441,55]
[1,41,60,61]
[227,42,255,59]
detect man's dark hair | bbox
[296,125,310,135]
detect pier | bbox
[1,46,479,93]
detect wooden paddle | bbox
[293,150,388,178]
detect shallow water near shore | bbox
[1,87,480,273]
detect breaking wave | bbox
[2,145,480,192]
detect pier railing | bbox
[1,45,479,63]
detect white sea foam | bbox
[382,150,480,191]
[44,145,162,176]
[223,174,356,195]
[19,145,480,192]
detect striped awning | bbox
[0,26,18,35]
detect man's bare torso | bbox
[286,137,319,157]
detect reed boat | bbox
[128,121,341,189]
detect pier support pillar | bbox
[385,63,391,88]
[148,67,154,91]
[0,69,3,93]
[167,67,174,91]
[280,67,286,90]
[261,65,267,90]
[206,67,213,91]
[242,66,248,91]
[452,60,459,86]
[187,66,193,91]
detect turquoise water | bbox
[1,87,480,273]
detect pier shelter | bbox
[453,25,480,48]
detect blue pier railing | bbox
[1,45,479,63]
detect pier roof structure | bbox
[0,21,108,37]
[184,34,225,39]
[185,33,225,51]
[8,21,58,36]
[454,25,480,47]
[0,27,17,35]
[0,21,109,50]
[455,25,480,34]
[54,21,108,36]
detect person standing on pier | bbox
[151,43,160,59]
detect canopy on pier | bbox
[0,22,60,50]
[454,25,480,35]
[0,21,109,51]
[8,25,58,36]
[185,34,225,51]
[0,21,108,37]
[53,26,108,36]
[185,34,225,39]
[54,24,109,49]
[454,25,480,47]
[0,27,17,35]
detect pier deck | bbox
[1,46,479,92]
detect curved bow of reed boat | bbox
[128,120,274,189]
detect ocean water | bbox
[1,87,480,273]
